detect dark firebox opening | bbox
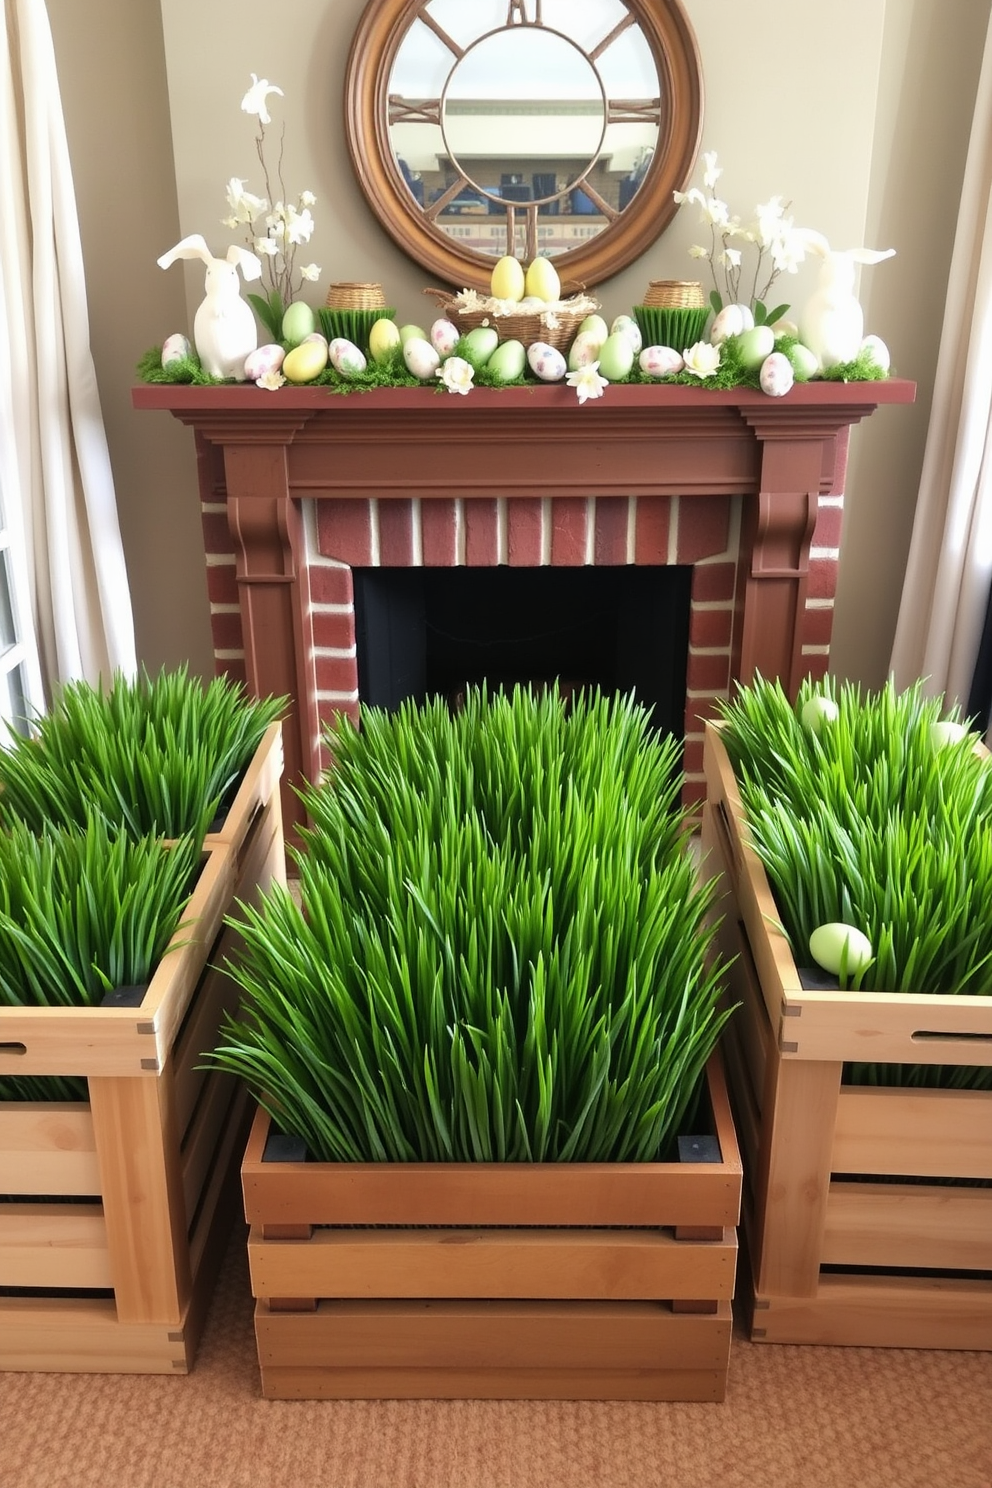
[353,565,692,741]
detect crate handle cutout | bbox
[0,1041,27,1058]
[912,1029,992,1045]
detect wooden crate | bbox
[204,721,283,853]
[0,734,285,1374]
[241,1054,742,1402]
[702,720,992,1350]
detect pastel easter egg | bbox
[638,345,683,378]
[462,326,499,368]
[809,923,873,979]
[282,301,316,346]
[736,325,775,371]
[430,318,460,357]
[567,330,603,371]
[399,323,429,346]
[282,338,329,383]
[801,695,839,733]
[328,338,367,377]
[368,318,401,364]
[597,331,635,382]
[526,342,567,382]
[759,351,795,397]
[161,332,191,366]
[772,318,799,340]
[578,314,609,346]
[524,256,561,303]
[710,303,754,344]
[402,336,441,380]
[244,343,285,381]
[787,342,819,381]
[861,334,891,372]
[487,339,527,383]
[930,719,969,749]
[490,255,526,302]
[611,315,642,354]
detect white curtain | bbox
[0,0,135,706]
[890,7,992,711]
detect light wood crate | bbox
[241,1054,742,1402]
[0,730,285,1374]
[702,721,992,1350]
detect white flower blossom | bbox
[682,341,722,379]
[300,190,316,208]
[225,178,268,225]
[241,74,284,126]
[256,370,287,391]
[299,263,321,282]
[566,361,610,404]
[285,207,315,245]
[253,237,280,257]
[672,154,820,319]
[702,151,723,191]
[437,356,475,395]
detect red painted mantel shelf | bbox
[134,378,915,839]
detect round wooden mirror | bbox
[345,0,704,291]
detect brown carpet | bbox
[1,1227,989,1488]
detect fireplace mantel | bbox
[134,379,915,839]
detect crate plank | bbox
[0,1104,100,1195]
[753,1276,992,1350]
[0,1203,110,1288]
[833,1086,992,1180]
[822,1182,992,1270]
[248,1225,737,1302]
[0,1296,191,1373]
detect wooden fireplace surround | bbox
[134,379,915,841]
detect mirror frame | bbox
[344,0,704,291]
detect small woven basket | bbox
[423,289,594,352]
[325,282,387,311]
[641,280,706,309]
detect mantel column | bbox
[736,410,867,695]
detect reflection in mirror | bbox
[387,0,660,261]
[346,0,703,290]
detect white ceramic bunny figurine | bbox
[157,234,263,380]
[798,234,895,371]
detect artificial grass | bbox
[0,666,284,844]
[210,686,731,1162]
[717,674,992,1090]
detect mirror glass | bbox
[346,0,702,289]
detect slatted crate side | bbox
[204,721,284,854]
[242,1053,742,1233]
[255,1300,734,1402]
[0,1294,192,1375]
[0,1102,100,1195]
[703,722,992,1065]
[0,841,238,1081]
[0,1202,110,1289]
[247,1224,738,1305]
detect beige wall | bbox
[46,0,992,689]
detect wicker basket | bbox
[423,289,595,352]
[325,282,387,311]
[641,280,706,308]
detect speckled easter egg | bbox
[430,318,461,357]
[244,343,285,381]
[759,351,795,397]
[328,338,367,376]
[638,345,683,378]
[161,333,191,366]
[403,336,441,380]
[611,315,642,354]
[567,331,603,371]
[527,342,567,382]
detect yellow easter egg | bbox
[282,339,329,383]
[524,256,561,303]
[490,255,526,302]
[368,318,401,365]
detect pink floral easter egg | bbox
[759,350,795,397]
[244,343,285,381]
[430,318,460,357]
[526,342,567,382]
[638,345,684,378]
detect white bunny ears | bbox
[157,233,262,281]
[797,229,896,267]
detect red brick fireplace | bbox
[134,379,914,842]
